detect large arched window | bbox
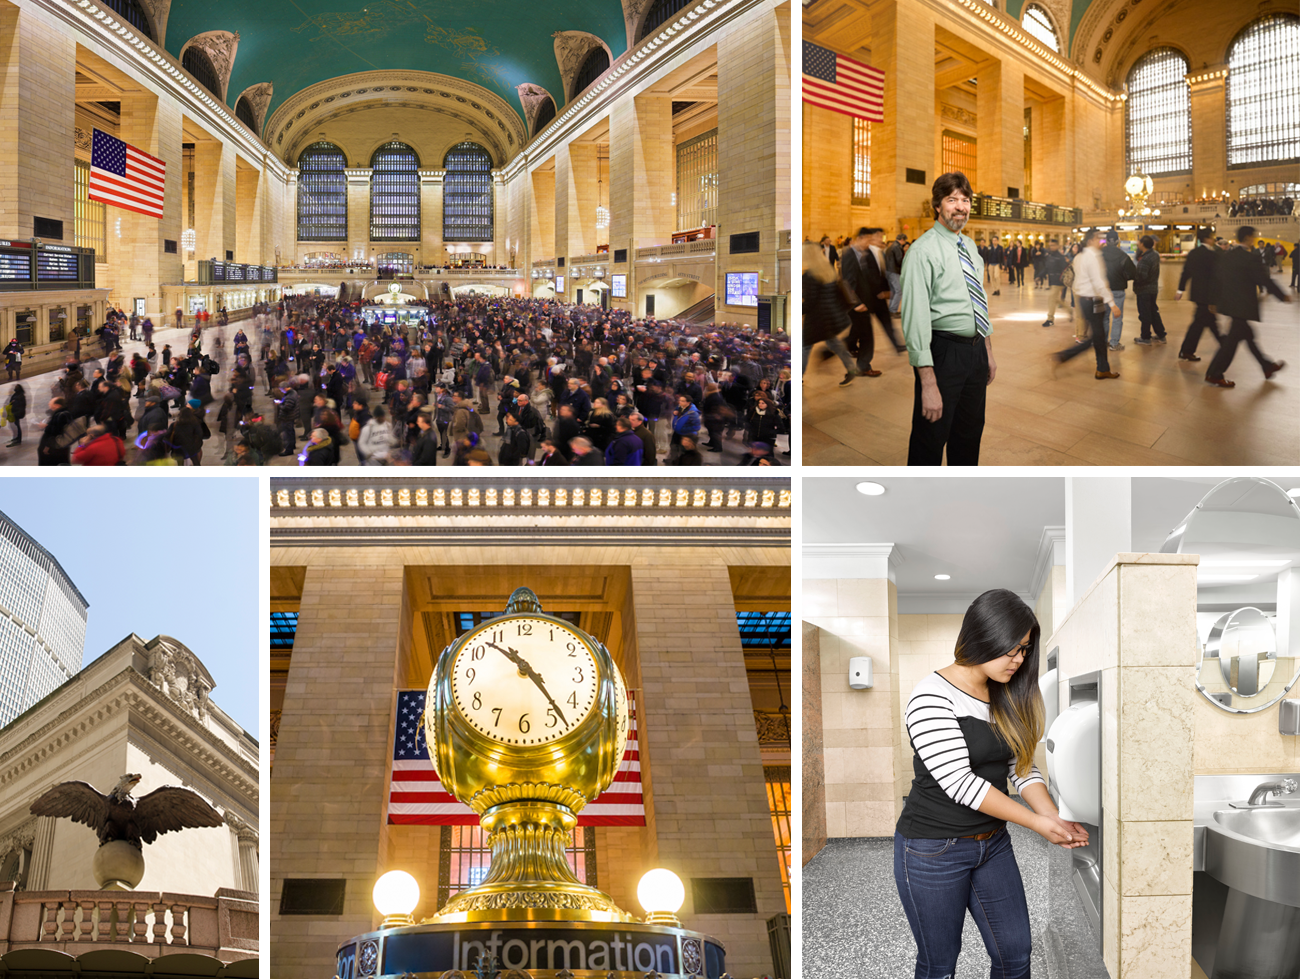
[443,142,493,243]
[297,142,347,242]
[533,97,556,138]
[1021,4,1059,52]
[572,46,611,100]
[1125,48,1192,175]
[638,0,690,41]
[370,142,420,242]
[1227,15,1300,167]
[235,97,258,134]
[102,0,154,40]
[182,47,223,101]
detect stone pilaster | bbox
[346,173,370,261]
[530,168,555,260]
[1189,74,1228,199]
[193,139,236,262]
[976,58,1025,198]
[801,106,853,242]
[629,564,784,979]
[561,141,599,259]
[420,174,443,262]
[235,164,262,264]
[270,565,407,979]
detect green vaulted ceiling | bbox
[163,0,630,122]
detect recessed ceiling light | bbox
[934,574,951,581]
[855,481,885,496]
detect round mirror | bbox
[1164,477,1300,713]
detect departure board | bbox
[37,248,80,281]
[211,261,226,281]
[226,263,245,281]
[0,248,32,283]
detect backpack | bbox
[466,407,483,435]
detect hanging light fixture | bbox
[595,146,609,231]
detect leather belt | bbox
[958,830,999,840]
[932,331,979,345]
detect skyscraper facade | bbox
[0,509,89,727]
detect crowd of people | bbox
[2,295,790,467]
[1229,196,1295,218]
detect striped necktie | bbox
[956,236,991,337]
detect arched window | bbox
[1125,48,1192,175]
[1021,4,1059,52]
[1227,15,1300,167]
[297,142,347,241]
[533,97,556,138]
[101,0,154,40]
[370,142,420,242]
[443,142,493,243]
[235,97,258,133]
[572,46,611,100]
[182,47,223,101]
[638,0,690,41]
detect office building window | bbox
[297,142,347,241]
[852,118,871,206]
[437,825,596,909]
[942,130,977,178]
[765,766,792,912]
[1021,4,1059,52]
[182,47,222,101]
[74,160,106,262]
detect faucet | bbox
[1247,778,1298,806]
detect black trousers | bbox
[1179,303,1221,357]
[1055,298,1110,372]
[1205,318,1275,379]
[846,308,874,370]
[1136,293,1166,340]
[906,332,987,467]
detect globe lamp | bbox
[638,868,685,926]
[373,870,420,928]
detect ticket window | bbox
[77,305,94,337]
[15,310,36,345]
[49,307,68,342]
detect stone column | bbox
[869,0,936,236]
[801,106,853,242]
[236,164,261,264]
[558,142,598,259]
[0,2,76,242]
[716,2,790,322]
[114,93,183,319]
[347,172,370,264]
[227,813,259,894]
[530,168,555,260]
[608,91,675,307]
[976,58,1025,198]
[270,564,407,979]
[1188,73,1228,199]
[629,564,785,979]
[26,817,56,890]
[421,173,443,263]
[554,142,573,271]
[1034,95,1069,208]
[194,139,236,262]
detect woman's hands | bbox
[1034,813,1090,849]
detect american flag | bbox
[803,40,885,122]
[89,128,166,219]
[388,688,646,826]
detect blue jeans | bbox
[888,271,902,314]
[893,829,1031,979]
[1107,289,1126,346]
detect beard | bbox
[943,210,969,231]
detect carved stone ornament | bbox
[236,82,274,132]
[135,0,169,45]
[225,811,258,844]
[941,105,977,127]
[146,640,213,721]
[515,82,555,134]
[0,824,37,859]
[183,30,241,100]
[552,31,608,101]
[74,127,92,151]
[621,0,655,49]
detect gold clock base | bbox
[428,799,635,924]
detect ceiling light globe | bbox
[638,868,685,917]
[373,870,420,918]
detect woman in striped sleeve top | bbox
[894,589,1088,979]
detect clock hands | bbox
[485,642,569,728]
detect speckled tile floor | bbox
[802,821,1056,978]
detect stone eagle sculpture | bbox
[29,773,225,850]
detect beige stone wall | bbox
[802,577,900,838]
[802,621,827,864]
[1046,554,1199,979]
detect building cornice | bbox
[802,544,902,582]
[35,0,290,181]
[1030,526,1067,602]
[0,669,257,803]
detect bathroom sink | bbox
[1204,800,1300,908]
[1213,806,1300,848]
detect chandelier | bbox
[596,148,609,231]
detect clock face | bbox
[451,616,599,745]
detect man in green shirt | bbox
[900,172,997,466]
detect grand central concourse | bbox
[0,0,790,466]
[803,0,1300,467]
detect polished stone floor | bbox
[803,272,1300,466]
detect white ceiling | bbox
[804,476,1300,609]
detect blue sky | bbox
[1,477,260,738]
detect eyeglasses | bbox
[1006,643,1031,662]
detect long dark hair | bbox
[953,589,1044,778]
